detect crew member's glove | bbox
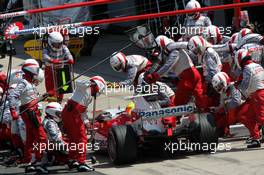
[10,108,19,120]
[67,59,74,64]
[144,72,160,84]
[50,59,61,64]
[47,89,56,96]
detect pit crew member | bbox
[43,31,74,102]
[234,49,264,148]
[110,52,152,86]
[61,76,106,172]
[8,59,48,173]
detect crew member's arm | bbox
[42,48,53,63]
[120,66,138,86]
[238,67,252,98]
[156,49,179,77]
[236,34,264,49]
[46,121,65,144]
[204,16,212,26]
[9,82,26,120]
[204,51,222,83]
[225,84,243,109]
[63,46,74,64]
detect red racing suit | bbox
[155,43,213,109]
[237,61,264,139]
[61,80,92,163]
[9,79,46,163]
[42,45,74,101]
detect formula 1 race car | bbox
[92,94,218,165]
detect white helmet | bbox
[48,31,63,51]
[45,102,63,122]
[155,35,174,50]
[212,72,231,93]
[90,76,106,94]
[9,69,24,85]
[229,32,239,44]
[188,36,210,54]
[234,48,251,70]
[33,68,44,86]
[237,28,253,46]
[185,0,201,19]
[22,59,40,77]
[110,52,127,72]
[203,25,222,45]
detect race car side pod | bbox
[18,43,133,116]
[9,1,264,37]
[0,40,14,127]
[0,0,121,20]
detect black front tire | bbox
[108,125,137,165]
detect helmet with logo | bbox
[234,48,251,70]
[48,31,64,51]
[237,28,253,46]
[45,102,63,122]
[155,35,174,50]
[188,36,210,54]
[203,25,223,44]
[90,76,106,95]
[212,72,231,93]
[110,52,127,72]
[22,59,40,79]
[185,0,201,20]
[229,32,239,44]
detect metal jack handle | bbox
[90,95,97,150]
[0,40,13,127]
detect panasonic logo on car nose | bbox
[138,104,195,119]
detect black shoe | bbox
[67,160,79,169]
[35,165,49,174]
[77,163,95,172]
[245,137,252,144]
[25,165,36,173]
[4,157,17,167]
[247,139,261,148]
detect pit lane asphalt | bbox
[0,34,263,175]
